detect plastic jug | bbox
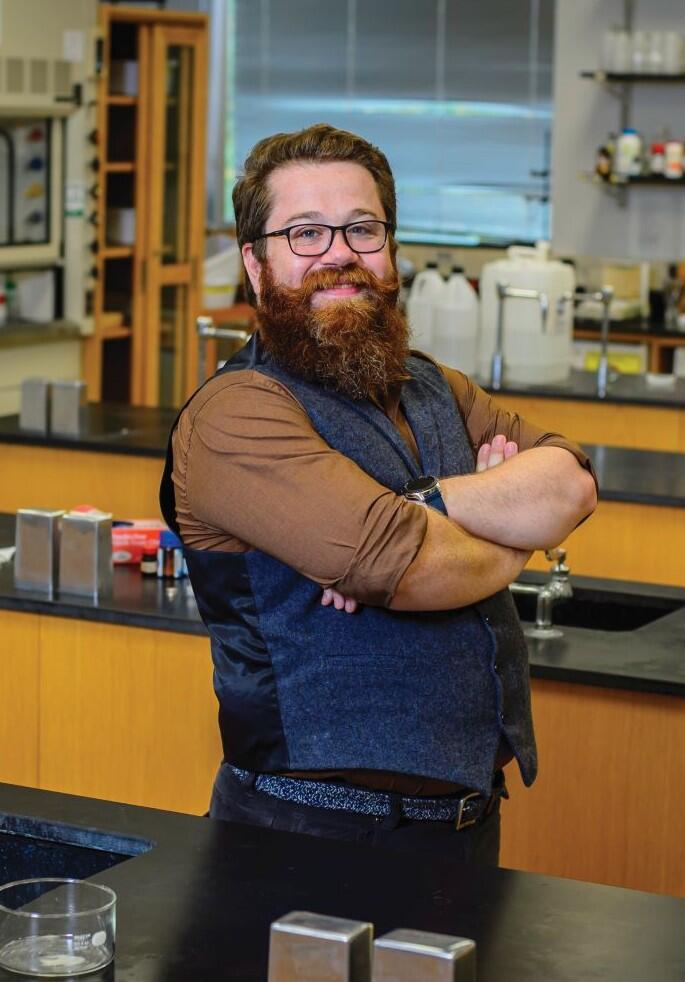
[433,266,479,374]
[406,262,444,351]
[478,242,576,385]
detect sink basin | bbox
[0,813,153,884]
[511,588,683,632]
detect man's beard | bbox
[256,261,410,401]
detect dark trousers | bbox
[209,763,501,865]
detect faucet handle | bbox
[544,547,569,573]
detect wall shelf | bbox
[584,171,685,188]
[580,70,685,83]
[102,325,132,341]
[581,56,685,206]
[102,245,134,259]
[104,162,135,174]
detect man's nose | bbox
[321,227,358,264]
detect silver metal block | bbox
[19,378,51,433]
[14,508,64,595]
[373,929,476,982]
[268,911,373,982]
[50,380,86,437]
[58,511,113,599]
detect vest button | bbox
[499,711,506,723]
[493,662,500,673]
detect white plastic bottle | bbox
[406,261,444,351]
[433,266,479,374]
[614,128,643,177]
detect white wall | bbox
[0,341,82,416]
[552,0,685,260]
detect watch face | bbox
[404,476,438,495]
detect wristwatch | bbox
[401,476,448,516]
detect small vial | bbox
[140,549,157,576]
[156,529,185,579]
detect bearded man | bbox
[160,124,597,864]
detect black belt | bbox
[230,767,506,831]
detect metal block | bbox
[58,511,113,599]
[373,929,476,982]
[268,911,373,982]
[18,378,50,433]
[14,508,64,595]
[50,379,86,437]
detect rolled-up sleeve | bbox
[178,371,427,606]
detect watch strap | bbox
[422,485,448,516]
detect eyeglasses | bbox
[253,220,392,257]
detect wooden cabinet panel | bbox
[0,444,163,517]
[500,679,685,898]
[526,499,685,587]
[37,616,221,814]
[0,610,40,787]
[492,394,685,452]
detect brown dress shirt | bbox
[172,356,595,796]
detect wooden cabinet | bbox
[2,604,682,895]
[0,609,221,815]
[84,5,207,408]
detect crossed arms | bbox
[389,436,597,611]
[177,365,597,614]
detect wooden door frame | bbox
[143,23,207,407]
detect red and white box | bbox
[112,519,167,565]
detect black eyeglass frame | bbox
[252,220,394,256]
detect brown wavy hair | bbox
[232,123,397,304]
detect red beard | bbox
[256,261,410,401]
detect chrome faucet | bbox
[509,548,573,639]
[491,282,550,390]
[557,286,614,398]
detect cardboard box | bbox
[112,520,167,565]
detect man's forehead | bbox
[266,160,384,223]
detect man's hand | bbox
[476,433,519,472]
[321,588,358,614]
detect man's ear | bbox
[242,242,262,303]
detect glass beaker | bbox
[0,878,116,977]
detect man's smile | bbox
[312,283,366,305]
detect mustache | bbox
[283,263,400,302]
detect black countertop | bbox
[2,402,685,508]
[0,515,682,698]
[480,367,685,407]
[0,403,173,458]
[0,782,683,982]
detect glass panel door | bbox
[161,45,192,266]
[159,285,188,407]
[144,24,206,406]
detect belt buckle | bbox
[454,791,481,831]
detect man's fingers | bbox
[321,588,359,613]
[487,434,506,468]
[504,441,519,460]
[478,435,518,471]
